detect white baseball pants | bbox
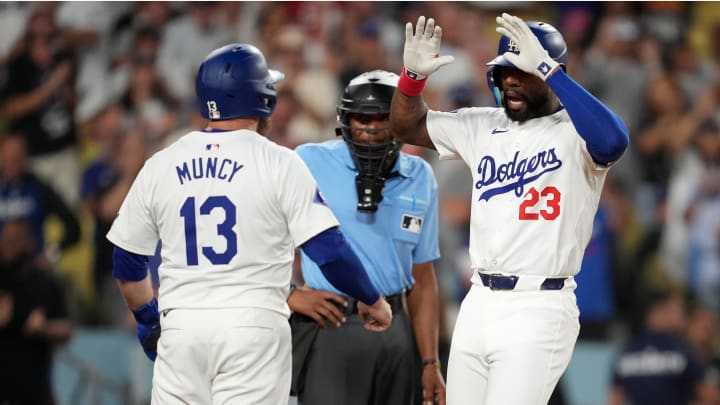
[151,307,291,405]
[446,283,580,405]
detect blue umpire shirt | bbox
[296,140,440,297]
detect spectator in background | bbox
[82,129,146,325]
[0,135,80,268]
[0,219,73,405]
[119,38,179,154]
[156,3,233,102]
[686,306,720,395]
[575,205,616,341]
[0,7,80,207]
[686,167,720,313]
[609,291,718,405]
[580,12,661,201]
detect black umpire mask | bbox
[336,115,401,212]
[336,70,402,212]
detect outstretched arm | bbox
[300,227,392,332]
[390,16,454,150]
[390,90,434,149]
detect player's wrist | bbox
[398,67,428,97]
[287,283,297,302]
[422,358,441,369]
[132,298,160,326]
[535,57,561,81]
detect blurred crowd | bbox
[0,1,720,403]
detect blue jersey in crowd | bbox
[612,331,705,405]
[574,207,614,322]
[296,140,440,297]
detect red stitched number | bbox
[519,186,561,220]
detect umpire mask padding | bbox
[336,70,402,212]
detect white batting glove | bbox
[403,16,455,80]
[495,13,561,81]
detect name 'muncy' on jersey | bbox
[106,130,339,317]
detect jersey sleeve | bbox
[426,108,482,162]
[106,162,160,255]
[413,166,441,264]
[277,150,340,246]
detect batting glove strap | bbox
[496,13,561,81]
[398,68,428,97]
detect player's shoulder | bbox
[431,106,502,118]
[295,139,344,160]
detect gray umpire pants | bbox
[292,294,419,405]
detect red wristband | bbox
[398,68,428,97]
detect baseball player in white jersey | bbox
[390,14,629,405]
[107,43,392,404]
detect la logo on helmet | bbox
[506,40,520,53]
[207,101,221,119]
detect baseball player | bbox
[106,43,392,404]
[390,14,629,405]
[288,70,445,405]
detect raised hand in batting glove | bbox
[403,16,455,80]
[358,296,392,332]
[495,13,561,81]
[133,298,161,361]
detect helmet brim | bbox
[486,55,515,67]
[269,69,285,84]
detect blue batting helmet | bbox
[195,43,284,120]
[486,21,568,106]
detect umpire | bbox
[288,70,445,405]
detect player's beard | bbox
[257,118,271,136]
[503,92,550,122]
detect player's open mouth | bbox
[506,95,526,110]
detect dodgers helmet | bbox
[195,43,284,120]
[486,21,568,106]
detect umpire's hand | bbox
[358,297,392,332]
[288,286,347,328]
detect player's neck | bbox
[206,117,259,132]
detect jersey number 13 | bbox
[180,196,237,265]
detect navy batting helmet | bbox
[195,43,284,120]
[486,21,568,106]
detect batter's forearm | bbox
[390,90,435,150]
[116,275,154,310]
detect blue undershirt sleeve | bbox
[547,70,629,165]
[300,227,380,305]
[112,246,149,281]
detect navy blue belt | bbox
[478,272,567,291]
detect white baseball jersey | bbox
[107,130,339,318]
[427,107,608,279]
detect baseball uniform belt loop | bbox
[478,272,566,291]
[341,293,405,316]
